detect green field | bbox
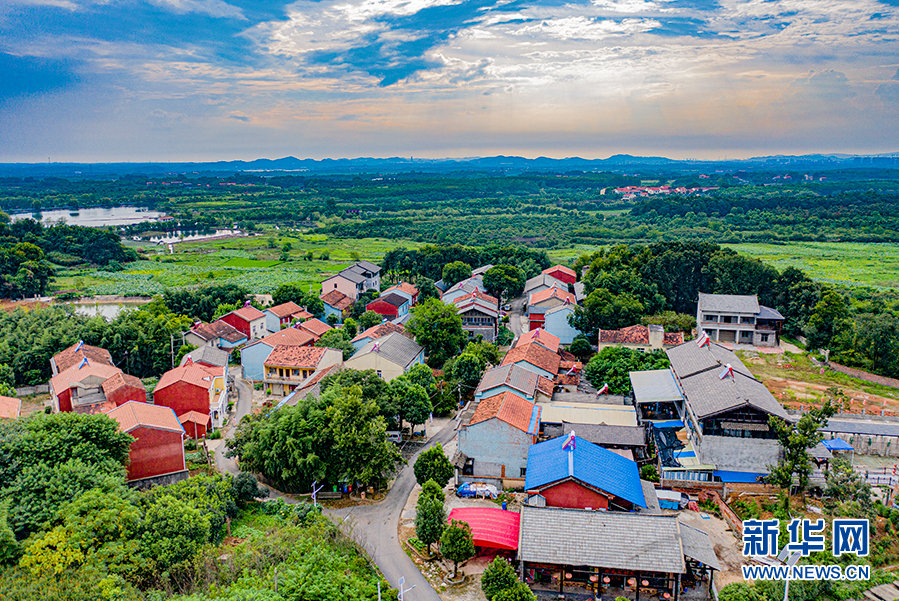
[54,232,424,296]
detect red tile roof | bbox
[321,289,354,310]
[50,361,122,394]
[291,310,314,321]
[107,401,184,434]
[514,328,561,354]
[192,320,246,344]
[264,345,330,369]
[101,372,146,395]
[299,318,332,338]
[598,324,683,347]
[0,396,21,419]
[384,282,418,298]
[529,285,576,306]
[543,265,576,278]
[453,289,498,306]
[267,301,303,318]
[501,343,561,376]
[469,391,540,434]
[259,327,315,347]
[351,321,406,343]
[664,332,685,345]
[537,376,555,397]
[229,305,266,322]
[53,342,114,373]
[178,411,211,427]
[155,364,221,393]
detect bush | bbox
[207,430,222,440]
[482,557,519,600]
[413,444,454,488]
[640,464,659,483]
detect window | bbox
[740,331,753,341]
[761,334,770,342]
[376,370,382,378]
[703,314,718,322]
[721,316,734,323]
[740,316,755,324]
[520,468,527,477]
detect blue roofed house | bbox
[524,434,649,512]
[457,391,541,484]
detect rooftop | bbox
[476,364,553,399]
[543,264,576,278]
[321,289,354,310]
[599,324,683,346]
[501,343,561,376]
[52,341,114,373]
[514,328,561,354]
[539,402,639,427]
[228,304,266,322]
[192,320,246,344]
[630,369,684,404]
[370,292,409,308]
[299,318,332,338]
[351,321,407,343]
[265,345,330,369]
[100,372,145,395]
[350,331,424,368]
[257,327,316,348]
[384,282,418,297]
[50,361,122,394]
[529,285,576,306]
[468,391,541,434]
[698,292,760,314]
[107,401,184,434]
[155,363,222,392]
[0,396,21,419]
[525,272,567,293]
[179,345,230,368]
[266,301,304,318]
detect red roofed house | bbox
[527,285,576,331]
[321,289,354,323]
[514,328,561,354]
[183,320,248,350]
[153,363,228,432]
[240,327,316,381]
[457,391,541,484]
[298,318,333,341]
[50,360,125,414]
[101,373,147,407]
[50,341,114,375]
[107,401,188,486]
[263,345,343,396]
[366,293,410,320]
[382,282,419,306]
[351,321,408,350]
[0,396,21,419]
[542,265,577,285]
[219,304,267,340]
[264,301,307,333]
[597,324,684,353]
[501,343,562,380]
[179,411,211,439]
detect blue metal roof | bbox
[653,420,684,429]
[713,470,766,483]
[822,437,854,451]
[524,435,646,508]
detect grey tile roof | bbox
[640,480,661,514]
[335,268,366,284]
[351,332,424,368]
[666,341,753,380]
[573,282,585,301]
[821,419,899,437]
[630,369,684,404]
[698,292,759,314]
[543,422,646,447]
[476,364,540,397]
[377,293,408,308]
[525,273,566,294]
[180,345,230,368]
[354,260,381,274]
[679,523,721,571]
[472,264,494,276]
[757,305,785,320]
[518,506,687,574]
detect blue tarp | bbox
[822,438,854,451]
[653,420,684,429]
[673,450,696,458]
[714,470,766,483]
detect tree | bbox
[766,400,837,497]
[483,265,525,303]
[805,289,852,351]
[583,347,669,394]
[719,582,759,601]
[568,334,593,362]
[141,495,211,570]
[321,369,390,406]
[413,443,454,488]
[440,519,475,578]
[415,494,445,554]
[343,317,358,339]
[407,299,465,367]
[641,311,696,333]
[357,310,383,331]
[823,455,872,517]
[231,472,270,507]
[175,343,197,365]
[493,582,537,601]
[0,501,20,566]
[569,288,644,338]
[419,478,445,504]
[271,283,324,317]
[351,290,380,319]
[482,557,519,600]
[397,363,438,398]
[415,276,440,301]
[442,261,472,287]
[387,378,431,433]
[315,328,355,360]
[451,352,484,393]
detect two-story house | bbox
[219,304,267,341]
[321,261,381,301]
[264,301,312,333]
[153,362,229,431]
[695,292,784,348]
[452,289,499,342]
[263,345,343,396]
[366,293,410,321]
[344,332,425,382]
[183,320,248,350]
[321,289,354,323]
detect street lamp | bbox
[398,576,416,601]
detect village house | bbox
[240,327,315,381]
[515,328,561,354]
[542,264,577,285]
[382,282,419,306]
[541,421,647,460]
[527,285,576,331]
[524,433,648,511]
[518,506,720,600]
[598,324,684,352]
[49,342,146,414]
[321,289,354,323]
[152,362,228,433]
[435,264,493,292]
[344,331,425,382]
[351,322,408,350]
[183,320,248,350]
[297,318,332,342]
[219,304,267,341]
[50,341,114,375]
[696,292,784,347]
[179,345,230,370]
[264,301,310,333]
[453,289,499,342]
[524,272,567,299]
[0,396,21,419]
[541,304,579,345]
[475,364,554,403]
[321,261,381,300]
[501,342,562,380]
[262,345,343,396]
[366,292,410,321]
[441,275,487,304]
[456,391,541,484]
[107,401,188,487]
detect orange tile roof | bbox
[543,265,576,278]
[469,392,540,434]
[384,282,419,298]
[192,320,246,344]
[299,318,332,338]
[101,372,146,395]
[53,342,114,372]
[298,363,339,391]
[178,411,211,427]
[229,305,266,322]
[0,396,21,419]
[351,321,406,343]
[291,309,314,321]
[267,301,303,318]
[598,324,684,347]
[264,345,330,369]
[529,285,576,306]
[50,361,122,394]
[155,364,220,393]
[537,376,555,397]
[501,343,561,376]
[259,327,315,347]
[514,328,561,354]
[664,332,685,345]
[107,401,183,434]
[453,289,498,306]
[321,289,354,310]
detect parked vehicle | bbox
[457,482,499,499]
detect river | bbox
[11,207,164,227]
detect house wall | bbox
[182,420,208,439]
[219,314,265,340]
[264,311,284,333]
[475,385,536,402]
[539,480,609,510]
[126,426,186,482]
[545,268,576,285]
[240,342,274,381]
[543,308,578,345]
[458,418,534,477]
[184,331,214,349]
[323,303,344,324]
[53,386,73,412]
[106,384,147,407]
[153,381,210,420]
[344,352,405,382]
[322,275,358,301]
[367,299,401,317]
[528,315,545,330]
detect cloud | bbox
[229,111,251,121]
[149,0,246,19]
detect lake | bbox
[11,207,164,227]
[70,302,147,320]
[145,229,241,244]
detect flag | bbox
[372,342,380,353]
[719,364,734,380]
[597,383,609,395]
[185,356,193,365]
[562,430,576,450]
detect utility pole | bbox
[170,333,175,369]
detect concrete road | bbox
[508,296,527,339]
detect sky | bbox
[0,0,898,162]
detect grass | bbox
[222,257,283,268]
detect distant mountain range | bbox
[0,152,897,178]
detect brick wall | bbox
[828,362,899,389]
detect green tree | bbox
[146,473,236,543]
[415,494,446,554]
[315,328,355,360]
[823,455,872,517]
[493,582,537,601]
[388,378,431,433]
[415,276,441,301]
[358,310,383,330]
[440,519,475,578]
[407,299,465,367]
[805,289,852,351]
[568,334,593,362]
[413,443,454,488]
[569,288,644,338]
[719,582,759,601]
[0,501,20,566]
[640,464,659,483]
[766,401,837,498]
[174,343,197,365]
[419,478,445,504]
[482,557,519,600]
[231,472,270,507]
[483,265,526,303]
[583,347,669,394]
[141,495,211,570]
[343,317,358,338]
[442,261,473,287]
[641,311,696,333]
[451,352,484,393]
[397,363,438,398]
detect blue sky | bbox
[0,0,897,161]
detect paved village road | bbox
[508,296,527,338]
